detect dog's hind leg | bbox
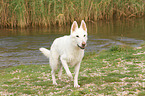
[51,63,58,85]
[51,69,57,85]
[58,64,63,79]
[60,55,73,80]
[49,54,59,85]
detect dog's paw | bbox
[58,75,62,80]
[67,73,73,81]
[58,77,61,80]
[74,84,80,88]
[53,82,57,85]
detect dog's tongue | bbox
[81,43,86,49]
[81,46,85,49]
[80,45,85,49]
[77,44,85,49]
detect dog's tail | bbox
[39,47,50,58]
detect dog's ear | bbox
[80,20,87,32]
[71,21,78,33]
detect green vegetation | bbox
[0,45,145,95]
[0,0,144,28]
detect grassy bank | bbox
[0,0,144,28]
[0,45,145,95]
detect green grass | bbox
[0,45,145,95]
[0,0,144,28]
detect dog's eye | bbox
[84,35,86,37]
[76,35,79,38]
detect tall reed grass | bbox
[0,0,144,28]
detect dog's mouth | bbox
[77,44,86,49]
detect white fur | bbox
[39,20,88,87]
[39,48,50,58]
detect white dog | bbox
[39,20,88,87]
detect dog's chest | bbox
[66,51,84,66]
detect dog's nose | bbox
[82,42,86,47]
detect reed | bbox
[0,0,144,28]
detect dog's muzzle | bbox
[77,42,86,49]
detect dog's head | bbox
[70,20,88,50]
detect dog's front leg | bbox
[60,56,73,80]
[74,63,80,87]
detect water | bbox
[0,18,145,68]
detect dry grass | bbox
[0,0,144,28]
[0,45,145,95]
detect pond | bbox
[0,18,145,68]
